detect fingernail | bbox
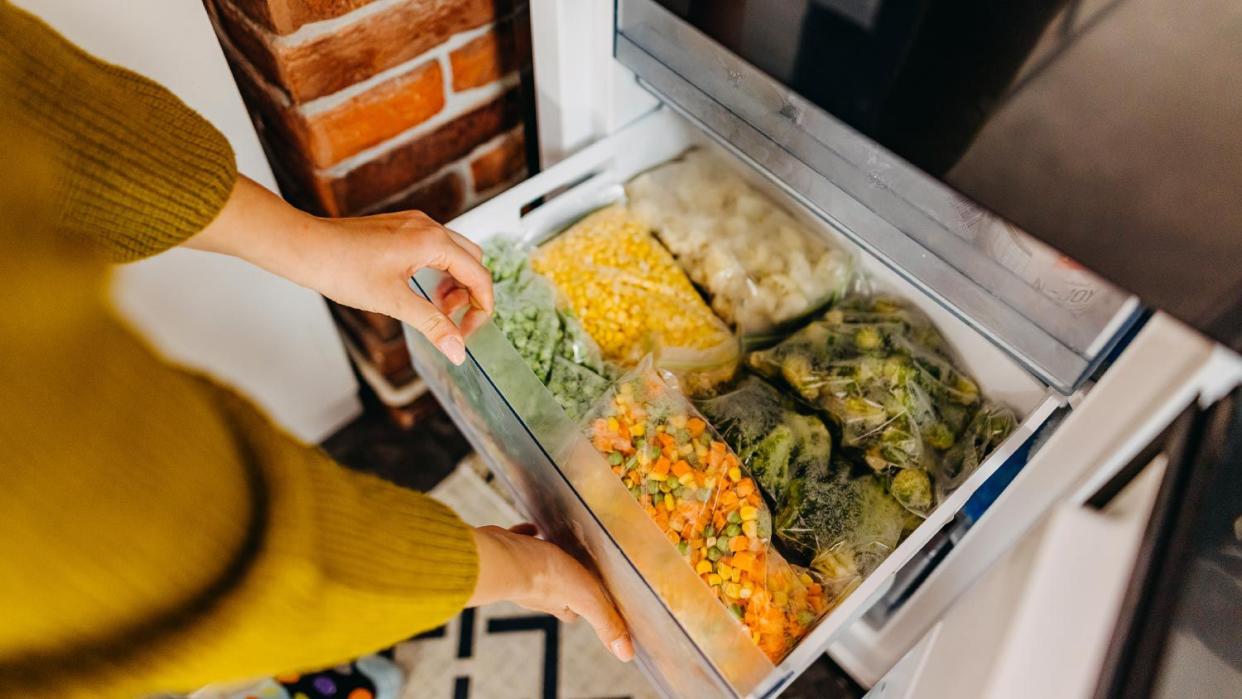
[611,636,634,662]
[438,335,466,365]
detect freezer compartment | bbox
[409,107,1060,697]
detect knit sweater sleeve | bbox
[0,4,479,696]
[0,1,238,262]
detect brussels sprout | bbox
[890,468,933,514]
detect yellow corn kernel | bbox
[731,568,742,583]
[708,573,722,586]
[607,417,619,432]
[631,423,645,437]
[646,471,664,482]
[718,562,732,580]
[696,560,713,575]
[740,506,758,521]
[728,467,743,482]
[724,582,741,599]
[664,493,675,511]
[678,472,694,486]
[742,520,758,538]
[798,572,815,586]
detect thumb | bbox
[395,292,467,365]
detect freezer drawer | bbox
[406,106,1065,698]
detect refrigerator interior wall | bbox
[409,106,1061,697]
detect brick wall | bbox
[205,0,533,423]
[207,0,531,218]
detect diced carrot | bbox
[671,459,692,477]
[687,417,706,437]
[593,418,608,433]
[730,535,750,552]
[713,511,727,530]
[719,491,739,508]
[652,457,671,476]
[733,551,754,570]
[736,479,755,498]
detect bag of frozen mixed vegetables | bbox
[483,238,615,420]
[583,359,829,661]
[626,150,853,337]
[748,295,1014,516]
[531,205,740,395]
[695,375,833,508]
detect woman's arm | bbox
[186,176,492,364]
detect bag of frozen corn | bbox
[748,295,1014,516]
[483,238,614,420]
[531,205,739,395]
[626,150,853,336]
[583,359,829,661]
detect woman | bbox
[0,3,632,697]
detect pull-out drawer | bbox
[405,107,1068,698]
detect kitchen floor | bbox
[320,400,863,699]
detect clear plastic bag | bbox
[531,205,740,394]
[484,238,613,418]
[775,461,920,598]
[626,150,853,336]
[583,359,828,661]
[749,295,1012,516]
[695,375,832,507]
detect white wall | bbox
[13,0,360,442]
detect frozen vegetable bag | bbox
[626,150,853,336]
[695,375,833,507]
[583,359,829,661]
[748,295,1016,515]
[531,205,740,394]
[483,238,614,419]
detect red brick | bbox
[328,90,522,214]
[303,59,445,168]
[449,21,518,92]
[226,0,378,35]
[216,0,515,103]
[377,171,466,221]
[470,128,526,192]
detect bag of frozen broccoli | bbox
[531,205,740,395]
[483,238,614,416]
[582,359,828,661]
[627,150,853,336]
[775,460,919,598]
[695,375,832,507]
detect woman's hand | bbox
[470,525,635,663]
[188,176,492,364]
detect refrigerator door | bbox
[615,0,1145,394]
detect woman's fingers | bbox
[560,559,634,662]
[394,293,467,365]
[447,228,483,262]
[416,227,494,315]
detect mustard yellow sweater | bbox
[0,4,477,697]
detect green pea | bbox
[727,510,742,525]
[724,523,741,537]
[707,547,723,562]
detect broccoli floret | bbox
[890,468,933,513]
[789,412,832,466]
[749,424,795,500]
